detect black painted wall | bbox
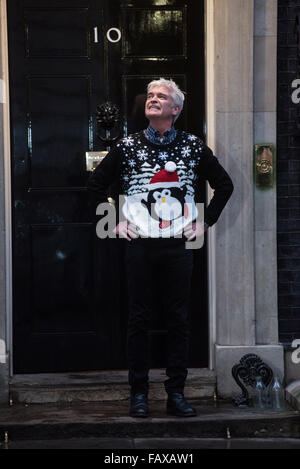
[277,1,300,344]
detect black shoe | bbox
[167,393,197,417]
[130,393,149,418]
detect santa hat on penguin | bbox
[147,161,181,190]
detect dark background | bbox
[277,0,300,344]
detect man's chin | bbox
[145,110,161,119]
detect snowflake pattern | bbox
[123,136,134,147]
[181,146,191,157]
[128,159,136,167]
[118,132,205,196]
[158,152,169,161]
[137,149,148,161]
[188,134,197,141]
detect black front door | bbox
[8,0,207,373]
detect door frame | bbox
[205,0,216,370]
[1,0,217,376]
[1,0,14,376]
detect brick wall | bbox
[277,0,300,344]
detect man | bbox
[87,78,234,418]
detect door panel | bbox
[122,8,186,57]
[29,75,91,187]
[31,224,94,334]
[8,0,207,373]
[24,7,91,58]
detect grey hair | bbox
[147,78,185,122]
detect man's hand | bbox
[183,221,207,241]
[113,221,139,241]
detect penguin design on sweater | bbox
[141,162,188,229]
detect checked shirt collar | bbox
[144,124,177,145]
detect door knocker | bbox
[96,101,121,146]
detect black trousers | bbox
[125,239,194,395]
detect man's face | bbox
[145,85,180,122]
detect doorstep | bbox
[9,368,216,404]
[0,398,299,442]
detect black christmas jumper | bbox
[87,130,234,239]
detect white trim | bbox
[205,0,216,371]
[146,182,181,190]
[1,0,13,375]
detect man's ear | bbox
[172,105,180,117]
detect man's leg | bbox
[125,241,155,397]
[159,243,196,416]
[159,244,195,403]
